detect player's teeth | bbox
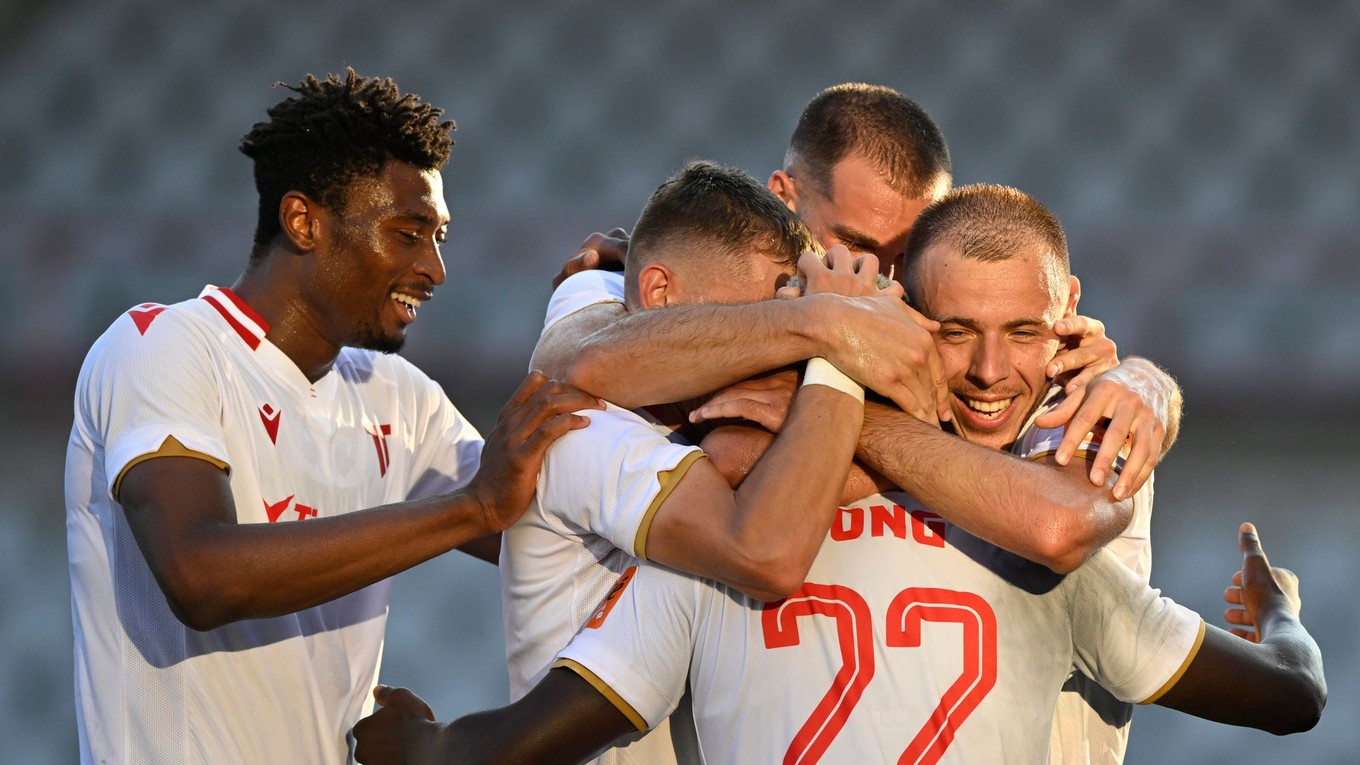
[966,398,1010,414]
[390,293,421,309]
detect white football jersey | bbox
[501,269,697,765]
[66,287,484,765]
[558,490,1202,765]
[1016,386,1157,764]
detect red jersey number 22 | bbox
[762,584,998,765]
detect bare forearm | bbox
[153,492,494,629]
[858,404,1129,572]
[565,300,825,408]
[412,670,633,765]
[1159,621,1325,734]
[721,388,862,597]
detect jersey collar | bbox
[199,285,270,350]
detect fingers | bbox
[1033,389,1082,433]
[499,375,603,444]
[503,370,550,413]
[372,685,436,721]
[1048,316,1117,379]
[1112,415,1158,500]
[689,399,786,432]
[901,304,949,422]
[802,247,886,297]
[1050,389,1110,468]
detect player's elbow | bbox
[159,578,237,631]
[153,552,246,631]
[1266,669,1327,735]
[562,347,626,406]
[1031,508,1104,574]
[727,554,809,602]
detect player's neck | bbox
[232,268,341,384]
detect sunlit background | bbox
[3,1,1357,762]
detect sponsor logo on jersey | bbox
[263,494,294,523]
[587,565,638,629]
[832,503,946,548]
[263,494,320,523]
[367,423,393,477]
[258,403,282,444]
[128,304,166,335]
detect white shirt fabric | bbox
[1016,387,1157,765]
[501,269,697,765]
[558,490,1202,764]
[66,286,484,765]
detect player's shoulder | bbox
[543,270,626,332]
[91,293,218,355]
[554,269,626,297]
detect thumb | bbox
[1239,522,1271,577]
[372,684,393,707]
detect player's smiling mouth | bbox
[956,394,1015,423]
[391,291,423,322]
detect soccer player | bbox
[64,69,599,764]
[541,84,1180,763]
[351,186,1325,764]
[500,159,923,763]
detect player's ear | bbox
[768,170,798,213]
[636,263,678,309]
[279,191,324,253]
[1065,275,1081,317]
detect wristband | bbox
[802,357,865,403]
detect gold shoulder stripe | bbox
[552,658,649,732]
[113,435,230,500]
[633,450,707,560]
[1139,619,1207,705]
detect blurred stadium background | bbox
[2,1,1356,762]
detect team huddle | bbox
[65,70,1324,764]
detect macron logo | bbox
[259,404,281,444]
[128,304,166,335]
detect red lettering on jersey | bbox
[910,510,947,548]
[294,503,318,521]
[367,423,393,477]
[870,504,907,539]
[128,304,166,335]
[263,495,294,523]
[830,506,863,541]
[258,404,281,444]
[586,566,638,629]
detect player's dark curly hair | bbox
[627,160,820,305]
[239,68,455,261]
[785,83,951,200]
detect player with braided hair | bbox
[65,69,599,764]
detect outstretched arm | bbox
[353,674,631,765]
[1153,523,1325,734]
[120,373,600,630]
